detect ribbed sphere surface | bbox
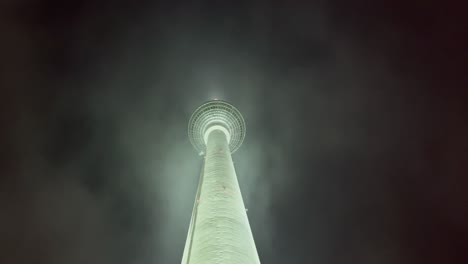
[188,100,246,154]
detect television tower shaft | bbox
[183,101,260,264]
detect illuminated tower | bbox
[182,100,261,264]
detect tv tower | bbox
[182,100,261,264]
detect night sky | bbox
[1,1,467,263]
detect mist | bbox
[1,1,467,263]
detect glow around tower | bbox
[182,100,261,264]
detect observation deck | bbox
[188,100,246,154]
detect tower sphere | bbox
[188,100,246,154]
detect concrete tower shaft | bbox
[182,100,260,264]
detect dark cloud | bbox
[1,0,467,263]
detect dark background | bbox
[1,0,467,263]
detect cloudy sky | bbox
[1,1,467,263]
